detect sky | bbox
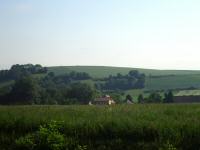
[1,0,200,70]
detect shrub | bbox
[15,121,65,150]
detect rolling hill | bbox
[48,66,200,78]
[1,66,200,95]
[145,74,200,90]
[47,66,200,91]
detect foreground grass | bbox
[0,104,200,150]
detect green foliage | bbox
[67,83,98,104]
[15,134,35,150]
[97,70,145,90]
[144,92,162,103]
[15,121,66,150]
[0,64,47,81]
[8,76,40,104]
[0,70,98,105]
[15,120,88,150]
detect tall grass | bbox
[0,104,200,149]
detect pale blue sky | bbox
[1,0,200,69]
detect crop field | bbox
[0,104,200,150]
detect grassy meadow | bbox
[1,104,200,150]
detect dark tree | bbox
[148,92,162,103]
[138,94,144,103]
[126,94,133,101]
[9,77,40,104]
[164,91,174,103]
[129,70,139,78]
[67,83,97,104]
[102,70,145,90]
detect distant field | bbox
[145,74,200,90]
[0,105,200,150]
[175,89,200,96]
[48,66,200,77]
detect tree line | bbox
[0,64,97,105]
[0,64,174,105]
[0,64,47,81]
[95,70,145,90]
[137,91,174,103]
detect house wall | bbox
[174,96,200,103]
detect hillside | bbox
[2,66,200,93]
[146,74,200,90]
[48,66,200,78]
[48,66,200,90]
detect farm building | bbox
[93,95,116,105]
[174,90,200,103]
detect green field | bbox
[1,105,200,150]
[48,66,200,78]
[145,74,200,90]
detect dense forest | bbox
[0,64,173,104]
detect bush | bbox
[15,121,66,150]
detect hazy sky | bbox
[1,0,200,70]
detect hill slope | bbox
[48,66,200,78]
[1,66,200,91]
[146,74,200,90]
[48,66,200,90]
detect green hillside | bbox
[47,66,200,91]
[146,74,200,90]
[2,66,200,92]
[48,66,200,78]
